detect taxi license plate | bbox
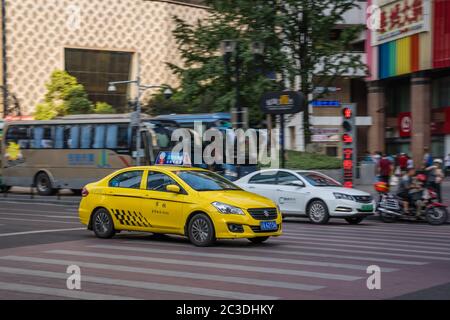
[260,221,278,231]
[361,204,374,212]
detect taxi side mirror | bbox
[166,185,181,194]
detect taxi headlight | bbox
[212,202,245,215]
[334,193,355,201]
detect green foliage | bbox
[282,150,342,170]
[94,102,116,114]
[143,88,187,116]
[170,0,367,130]
[34,70,94,119]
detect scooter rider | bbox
[397,168,416,214]
[410,174,427,218]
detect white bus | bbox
[1,114,175,195]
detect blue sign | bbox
[68,153,95,166]
[312,100,341,107]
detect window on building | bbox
[386,81,410,116]
[432,76,450,109]
[65,48,133,111]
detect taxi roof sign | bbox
[155,152,192,167]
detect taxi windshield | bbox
[175,170,241,192]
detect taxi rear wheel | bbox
[92,209,116,239]
[307,200,330,224]
[248,236,270,244]
[188,213,216,247]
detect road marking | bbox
[0,256,323,291]
[0,212,78,219]
[47,249,363,281]
[0,207,77,215]
[283,230,450,248]
[278,244,450,262]
[0,217,80,225]
[0,228,85,237]
[279,234,450,251]
[0,200,78,208]
[91,244,397,272]
[117,239,427,266]
[273,238,450,256]
[0,281,136,300]
[0,263,281,299]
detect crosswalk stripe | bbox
[0,265,279,300]
[0,280,136,300]
[273,238,450,256]
[90,244,397,272]
[0,228,85,237]
[282,230,450,248]
[0,212,79,220]
[0,217,80,225]
[283,225,450,238]
[0,256,321,292]
[0,207,77,216]
[277,244,450,261]
[46,249,362,281]
[279,234,450,252]
[116,240,427,265]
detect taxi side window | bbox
[109,171,143,189]
[249,172,277,185]
[147,171,178,192]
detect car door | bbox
[142,170,185,231]
[106,170,150,229]
[242,171,280,204]
[276,171,308,215]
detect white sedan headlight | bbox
[212,202,245,215]
[333,193,355,201]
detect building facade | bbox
[0,0,208,118]
[367,0,450,166]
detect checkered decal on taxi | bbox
[111,209,152,228]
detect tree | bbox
[94,102,116,114]
[169,0,366,138]
[34,70,93,120]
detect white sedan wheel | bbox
[308,200,330,224]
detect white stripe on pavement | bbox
[117,240,427,266]
[0,281,136,300]
[0,212,78,219]
[0,217,80,225]
[282,229,450,248]
[273,238,450,256]
[0,256,319,293]
[91,244,397,272]
[0,265,279,300]
[0,208,77,216]
[279,234,450,252]
[0,228,85,237]
[47,249,363,281]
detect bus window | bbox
[68,125,80,149]
[6,126,31,149]
[33,126,54,149]
[105,124,129,149]
[118,125,129,149]
[55,126,64,149]
[80,125,92,149]
[93,125,106,149]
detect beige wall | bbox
[3,0,208,116]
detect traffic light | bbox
[341,104,357,189]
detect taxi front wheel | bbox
[188,213,216,247]
[92,209,116,239]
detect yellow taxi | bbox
[79,166,282,246]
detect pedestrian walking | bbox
[445,153,450,177]
[406,155,414,170]
[378,154,393,185]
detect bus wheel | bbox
[35,172,55,196]
[0,185,11,193]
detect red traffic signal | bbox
[343,134,353,144]
[343,107,352,119]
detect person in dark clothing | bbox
[378,154,393,185]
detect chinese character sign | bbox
[371,0,430,46]
[341,104,357,189]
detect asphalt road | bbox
[0,199,449,300]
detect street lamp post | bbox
[108,54,172,166]
[220,40,264,129]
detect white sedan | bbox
[235,169,375,225]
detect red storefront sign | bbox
[398,112,412,137]
[397,107,450,137]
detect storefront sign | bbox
[260,91,305,115]
[398,112,412,137]
[371,0,431,46]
